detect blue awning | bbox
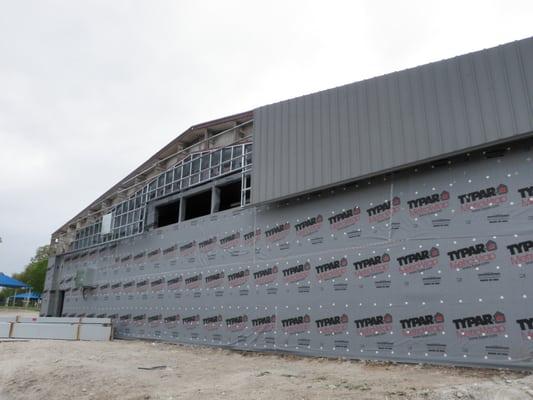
[0,273,30,288]
[10,292,41,300]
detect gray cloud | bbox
[1,0,532,274]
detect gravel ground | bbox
[0,310,532,400]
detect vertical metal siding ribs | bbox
[252,37,533,204]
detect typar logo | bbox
[397,247,439,274]
[219,233,241,249]
[180,241,197,257]
[354,314,393,337]
[295,215,323,236]
[150,278,165,292]
[225,315,248,332]
[400,313,445,338]
[147,248,161,260]
[185,273,202,289]
[182,314,200,329]
[457,184,508,212]
[205,272,225,288]
[132,314,146,326]
[148,314,162,327]
[329,206,361,231]
[315,314,349,335]
[244,229,261,246]
[227,269,250,287]
[166,275,182,290]
[119,314,131,326]
[315,257,348,281]
[133,251,146,262]
[202,315,223,331]
[507,240,533,266]
[453,312,506,339]
[447,240,498,270]
[163,245,178,258]
[112,282,123,293]
[282,262,311,283]
[265,223,291,242]
[199,237,217,253]
[366,197,401,223]
[281,314,311,334]
[164,314,180,328]
[516,317,533,340]
[353,254,390,278]
[253,266,278,285]
[136,279,149,292]
[407,191,450,217]
[518,186,533,207]
[122,281,135,293]
[252,315,276,333]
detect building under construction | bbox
[42,37,533,369]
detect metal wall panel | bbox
[252,37,533,204]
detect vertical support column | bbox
[179,196,187,222]
[211,186,220,214]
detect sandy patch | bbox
[0,338,531,400]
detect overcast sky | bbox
[0,0,532,275]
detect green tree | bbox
[0,245,50,302]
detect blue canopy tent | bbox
[10,292,41,300]
[0,273,29,288]
[0,272,31,307]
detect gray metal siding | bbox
[252,37,533,204]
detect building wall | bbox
[252,36,533,204]
[42,139,533,369]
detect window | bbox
[218,180,242,211]
[183,190,211,221]
[155,200,180,228]
[210,150,221,178]
[221,148,232,173]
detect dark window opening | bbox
[218,180,242,211]
[156,200,180,228]
[184,190,212,220]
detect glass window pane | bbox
[201,154,209,170]
[222,148,232,162]
[182,162,191,177]
[222,148,232,173]
[232,146,242,169]
[157,174,165,187]
[191,173,199,185]
[167,170,173,181]
[191,158,200,173]
[211,150,220,166]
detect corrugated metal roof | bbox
[252,37,533,204]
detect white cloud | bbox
[0,0,532,274]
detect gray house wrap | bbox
[44,143,533,369]
[252,37,533,204]
[43,36,533,369]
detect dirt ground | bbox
[1,310,532,400]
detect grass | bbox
[0,305,39,312]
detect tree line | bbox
[0,245,49,303]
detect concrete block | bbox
[79,324,112,341]
[11,323,78,340]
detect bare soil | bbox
[0,310,532,400]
